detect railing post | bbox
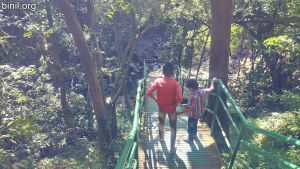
[210,80,221,135]
[175,65,180,81]
[143,60,147,94]
[228,125,245,169]
[181,78,185,95]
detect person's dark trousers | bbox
[187,116,198,139]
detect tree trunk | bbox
[39,28,73,129]
[112,5,137,109]
[54,0,111,160]
[187,31,196,78]
[44,6,73,129]
[264,52,283,94]
[113,10,124,65]
[45,0,53,27]
[51,47,73,129]
[176,25,188,67]
[86,0,104,131]
[87,0,103,74]
[208,0,233,149]
[196,29,210,79]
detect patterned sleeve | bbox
[199,89,210,115]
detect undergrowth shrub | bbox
[280,90,300,111]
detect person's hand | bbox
[176,111,182,116]
[212,77,218,82]
[209,77,218,92]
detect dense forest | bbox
[0,0,299,168]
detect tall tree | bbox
[48,44,74,129]
[209,0,233,148]
[233,0,300,93]
[111,1,137,111]
[44,0,73,129]
[54,0,111,160]
[87,0,103,74]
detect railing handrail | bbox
[114,79,144,169]
[209,79,300,169]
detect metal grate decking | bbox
[138,76,223,169]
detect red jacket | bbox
[146,77,183,113]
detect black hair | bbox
[163,63,174,77]
[186,79,198,89]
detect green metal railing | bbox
[114,79,144,169]
[115,59,300,169]
[207,79,300,169]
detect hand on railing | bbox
[212,77,218,82]
[209,77,218,92]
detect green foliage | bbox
[0,35,9,45]
[252,111,300,165]
[230,24,244,57]
[280,90,300,111]
[69,92,93,129]
[251,111,300,139]
[163,0,210,21]
[1,118,40,139]
[0,63,105,168]
[0,117,40,167]
[264,35,300,58]
[107,0,131,19]
[0,65,54,167]
[37,138,102,169]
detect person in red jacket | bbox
[146,63,183,154]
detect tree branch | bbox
[234,16,300,28]
[0,27,10,36]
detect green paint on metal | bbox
[210,79,221,136]
[246,124,300,148]
[217,96,239,134]
[115,79,144,169]
[210,79,300,169]
[229,125,245,169]
[126,142,137,169]
[218,80,248,124]
[241,140,300,169]
[213,113,233,153]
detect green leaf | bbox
[6,118,31,128]
[106,11,114,19]
[0,135,11,140]
[23,32,33,38]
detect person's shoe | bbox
[183,135,193,143]
[170,147,176,155]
